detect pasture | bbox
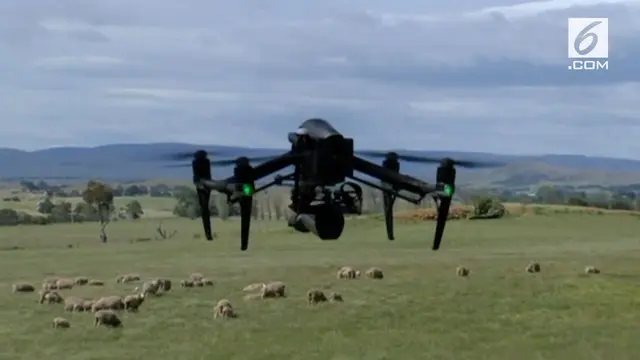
[2,212,640,359]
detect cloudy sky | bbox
[1,0,639,158]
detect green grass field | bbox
[2,213,640,360]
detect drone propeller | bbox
[209,156,278,167]
[357,151,501,169]
[164,155,278,168]
[158,149,228,161]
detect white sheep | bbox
[91,295,125,312]
[365,267,384,279]
[94,310,122,328]
[52,317,70,328]
[123,293,145,312]
[307,289,328,304]
[12,283,35,293]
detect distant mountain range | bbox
[1,143,640,188]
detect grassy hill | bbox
[2,143,640,187]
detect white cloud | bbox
[0,0,638,158]
[473,0,640,19]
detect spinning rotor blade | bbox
[211,155,279,167]
[163,156,280,168]
[157,149,227,161]
[357,151,501,168]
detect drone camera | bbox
[290,203,345,240]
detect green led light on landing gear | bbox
[241,184,254,196]
[443,184,454,197]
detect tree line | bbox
[2,181,639,235]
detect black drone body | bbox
[168,118,498,251]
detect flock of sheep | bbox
[10,265,389,329]
[10,261,602,330]
[455,262,600,277]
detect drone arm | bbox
[347,175,421,204]
[197,153,298,193]
[251,153,299,182]
[352,156,437,197]
[227,173,294,203]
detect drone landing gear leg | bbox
[383,193,396,240]
[197,188,213,241]
[239,196,252,251]
[433,196,451,250]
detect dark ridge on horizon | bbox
[4,143,640,163]
[1,143,640,187]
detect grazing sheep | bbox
[43,277,59,290]
[116,274,140,284]
[216,305,236,319]
[307,289,328,304]
[39,290,63,304]
[337,266,359,279]
[180,279,194,288]
[92,295,125,312]
[94,310,122,328]
[193,280,204,287]
[189,273,205,281]
[55,278,75,290]
[201,278,214,286]
[261,281,286,298]
[214,299,236,319]
[12,283,35,293]
[43,276,59,285]
[139,280,161,296]
[74,276,89,285]
[216,299,233,309]
[42,283,58,291]
[525,262,541,273]
[365,267,384,279]
[156,278,172,291]
[52,317,70,328]
[329,292,343,302]
[88,279,104,286]
[80,300,95,311]
[456,266,470,277]
[64,296,85,311]
[585,266,601,274]
[123,293,145,312]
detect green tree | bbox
[172,187,220,219]
[49,201,72,223]
[470,196,506,219]
[566,197,589,207]
[36,197,54,214]
[0,209,20,226]
[82,180,115,243]
[125,200,144,219]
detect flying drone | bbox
[163,119,499,251]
